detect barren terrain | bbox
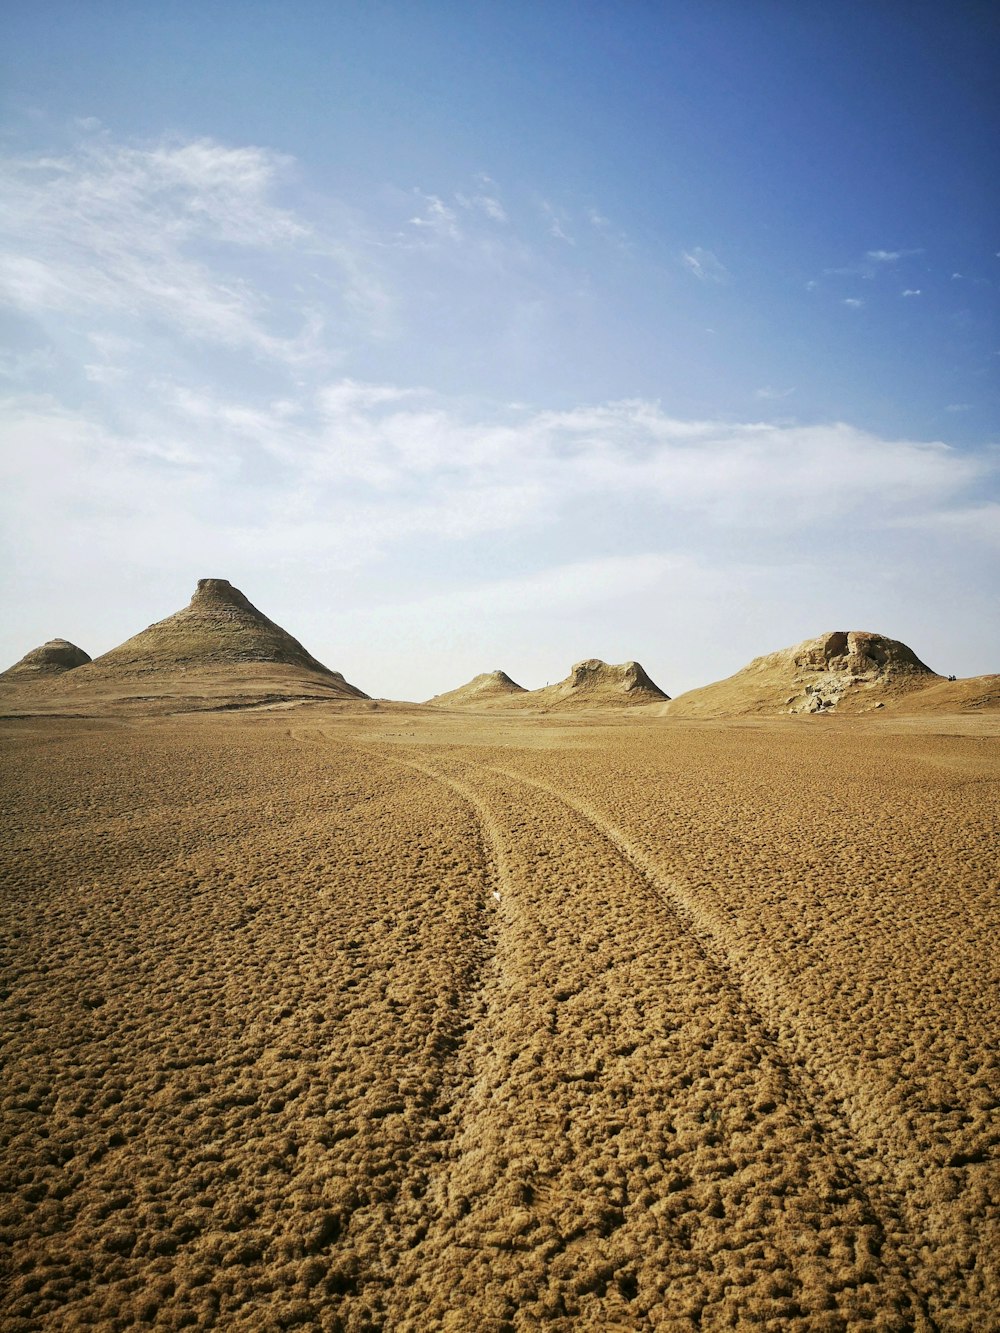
[1,706,997,1330]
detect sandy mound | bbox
[426,670,527,708]
[529,658,670,710]
[666,630,938,718]
[1,639,90,680]
[885,673,1000,714]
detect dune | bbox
[1,639,91,680]
[426,669,527,708]
[664,630,938,718]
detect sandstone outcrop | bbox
[530,658,670,709]
[665,630,938,718]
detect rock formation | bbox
[1,639,91,680]
[530,659,670,709]
[666,630,938,718]
[85,578,363,689]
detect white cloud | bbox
[902,289,921,297]
[681,247,729,283]
[843,297,864,308]
[0,132,365,366]
[455,176,507,223]
[866,248,922,263]
[754,386,795,400]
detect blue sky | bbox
[1,2,997,697]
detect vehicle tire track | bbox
[471,755,940,1322]
[357,746,938,1327]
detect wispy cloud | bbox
[866,248,922,263]
[902,289,921,297]
[754,386,795,401]
[681,247,729,283]
[843,297,865,308]
[540,200,573,244]
[408,191,462,241]
[0,130,382,366]
[455,174,507,223]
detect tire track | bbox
[359,742,934,1327]
[451,754,937,1325]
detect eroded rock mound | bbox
[533,658,670,709]
[427,670,527,708]
[1,639,91,680]
[666,630,938,718]
[81,579,367,697]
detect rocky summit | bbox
[666,629,938,718]
[0,639,91,680]
[531,658,670,708]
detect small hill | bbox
[530,659,670,710]
[426,670,527,708]
[665,630,938,718]
[1,639,91,680]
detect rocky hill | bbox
[0,580,368,714]
[529,659,670,710]
[665,630,938,718]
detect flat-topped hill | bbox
[665,630,938,718]
[1,639,91,680]
[426,670,527,708]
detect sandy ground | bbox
[1,707,997,1330]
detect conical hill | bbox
[52,579,370,709]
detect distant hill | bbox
[664,631,938,718]
[1,639,91,680]
[426,670,527,707]
[529,659,669,710]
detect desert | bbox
[1,581,997,1331]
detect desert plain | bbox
[1,587,998,1331]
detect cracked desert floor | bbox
[2,706,998,1331]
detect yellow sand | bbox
[1,703,997,1330]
